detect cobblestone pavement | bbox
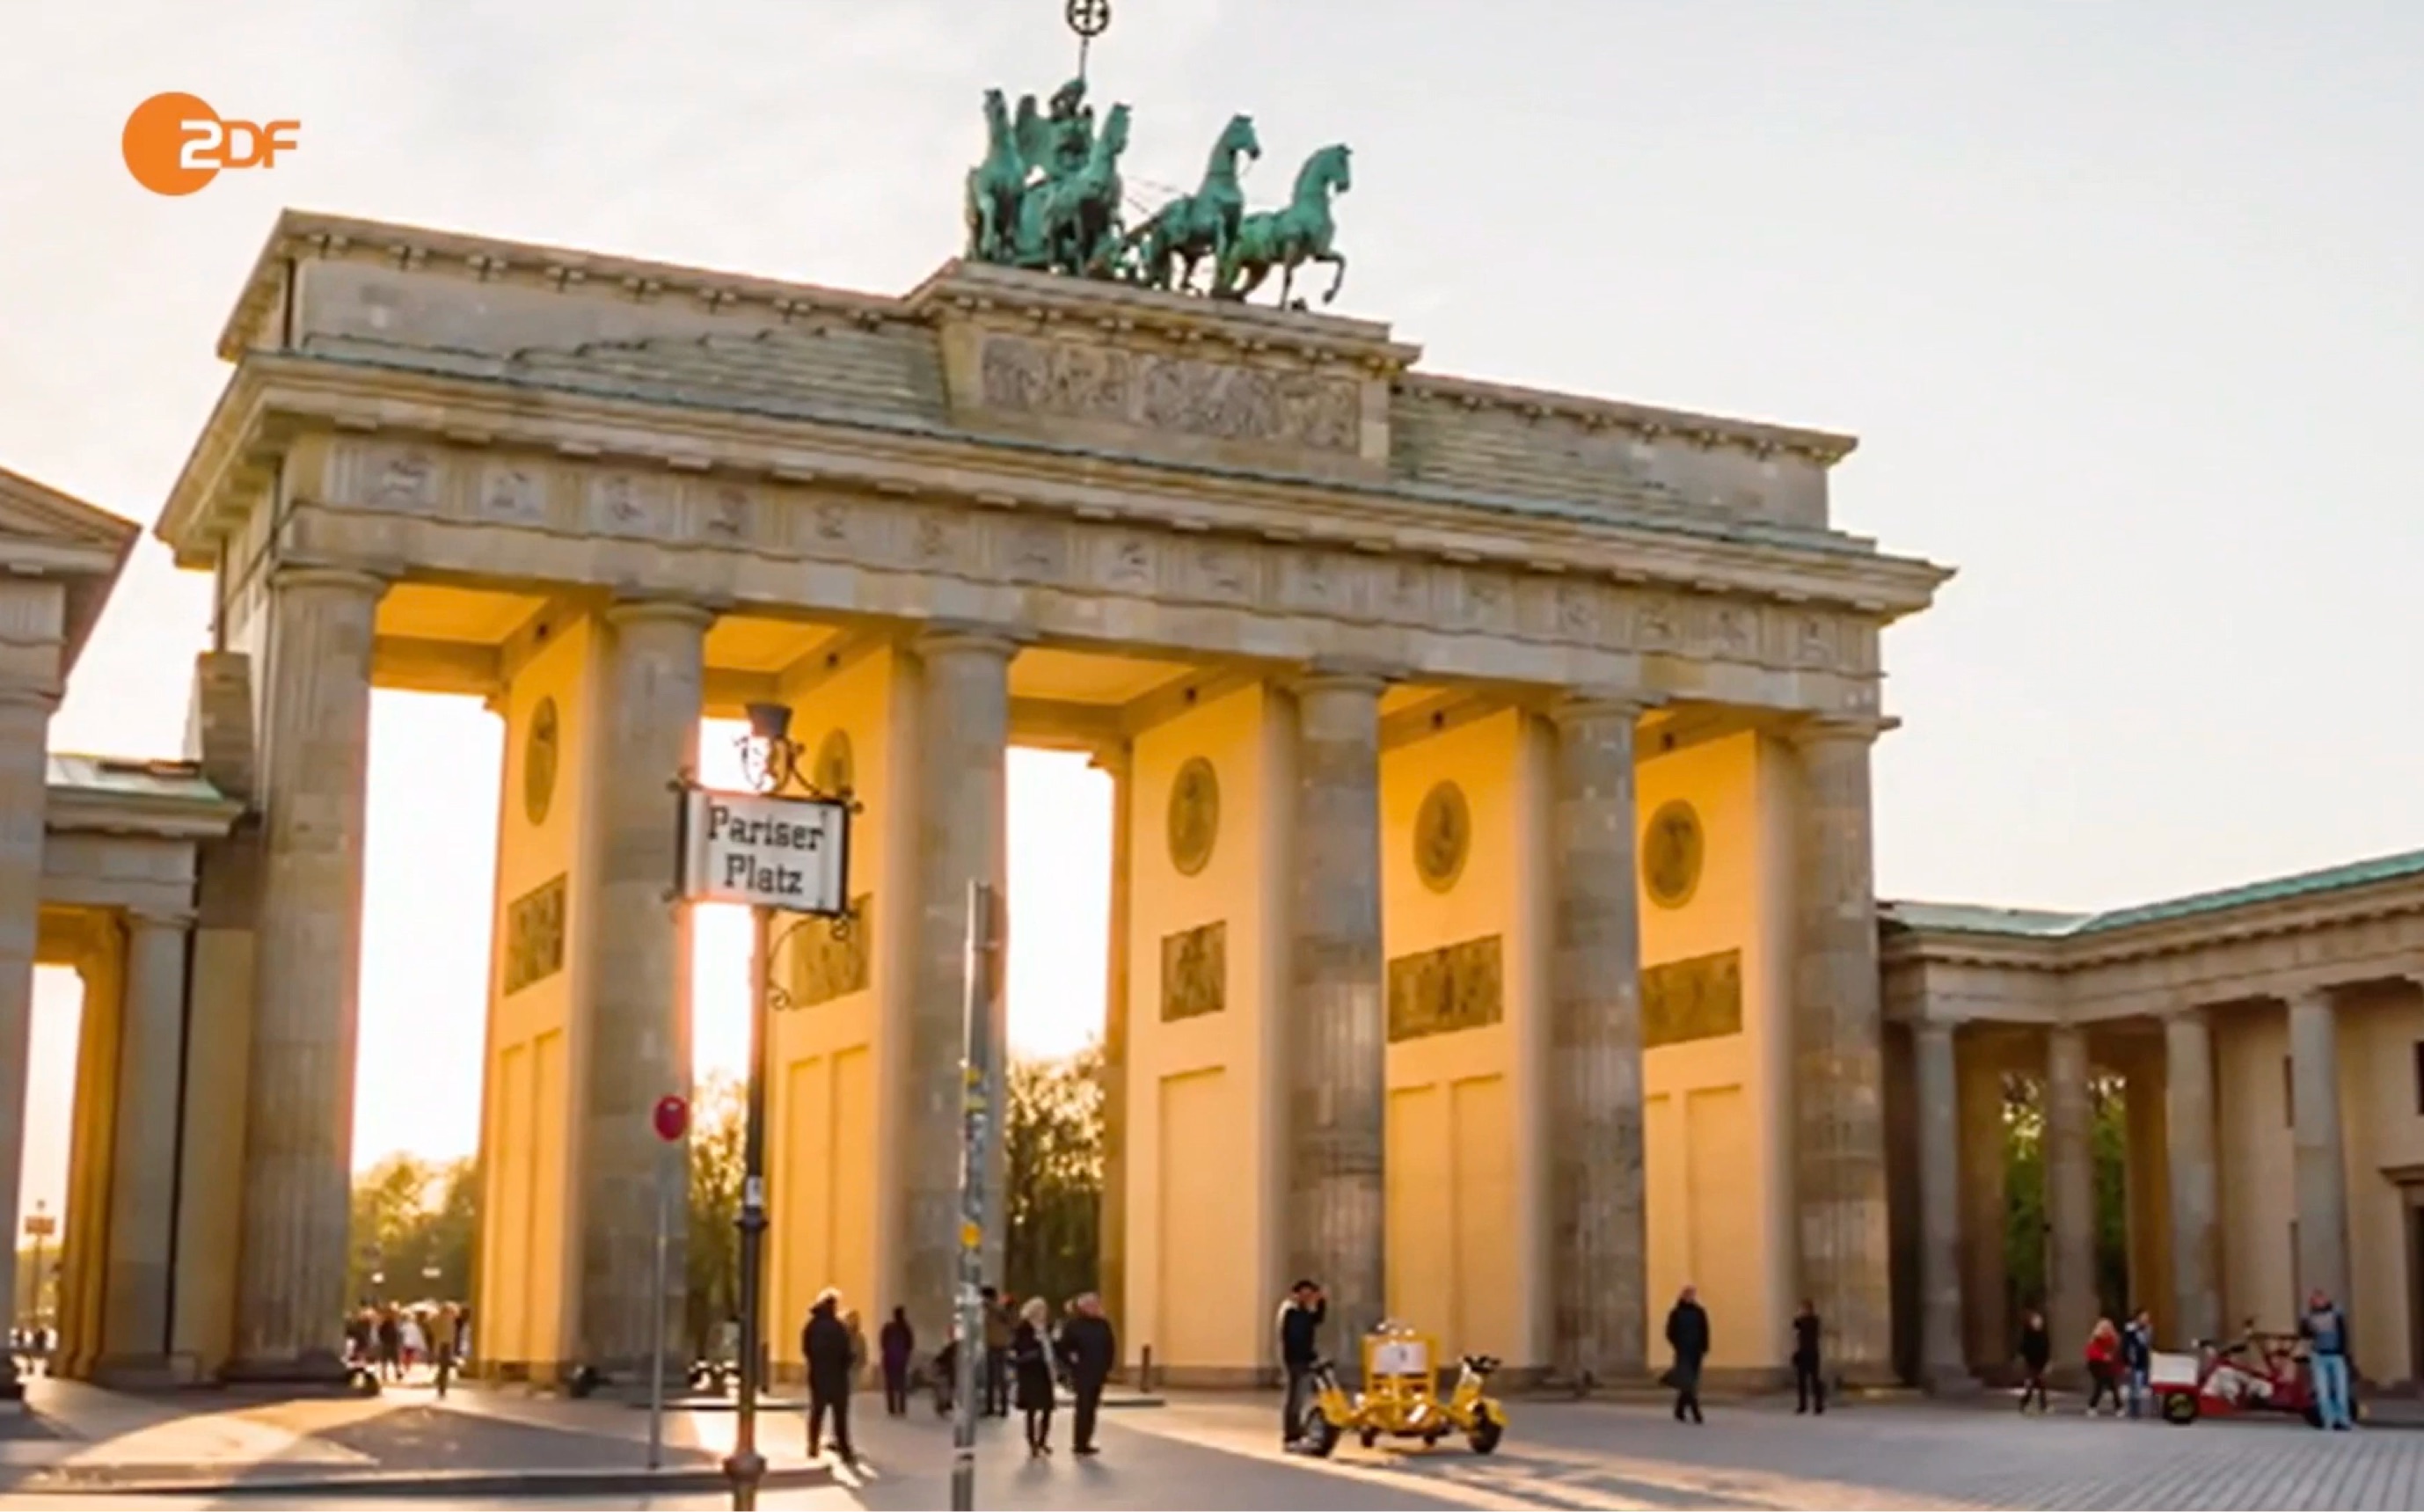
[1127,1391,2424,1511]
[11,1380,2424,1508]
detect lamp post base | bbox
[721,1447,766,1509]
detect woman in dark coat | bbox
[1011,1297,1056,1456]
[879,1307,915,1417]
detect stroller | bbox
[927,1339,960,1418]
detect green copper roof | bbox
[47,753,226,804]
[1885,846,2424,940]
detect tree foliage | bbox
[1004,1048,1104,1310]
[687,1071,746,1354]
[2001,1071,2131,1329]
[347,1154,476,1304]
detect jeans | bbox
[2126,1366,2147,1419]
[1794,1359,1826,1413]
[1282,1364,1313,1443]
[2311,1353,2354,1429]
[808,1391,854,1459]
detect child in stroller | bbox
[929,1337,960,1418]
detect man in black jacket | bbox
[1276,1279,1325,1448]
[802,1289,857,1464]
[1665,1285,1710,1424]
[1055,1293,1118,1456]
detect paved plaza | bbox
[4,1381,2424,1509]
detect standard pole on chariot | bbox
[1067,0,1110,84]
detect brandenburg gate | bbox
[109,169,1951,1387]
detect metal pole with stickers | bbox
[675,703,858,1511]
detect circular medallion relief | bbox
[1166,757,1220,877]
[814,728,855,796]
[1413,780,1471,894]
[1642,800,1705,910]
[522,697,559,827]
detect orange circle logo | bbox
[123,91,221,195]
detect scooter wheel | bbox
[1468,1408,1503,1455]
[1358,1428,1378,1449]
[1301,1413,1341,1459]
[2159,1393,2198,1425]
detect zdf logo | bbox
[123,92,299,196]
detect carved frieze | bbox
[1160,919,1226,1021]
[502,873,567,995]
[1387,934,1503,1043]
[479,461,549,527]
[1641,948,1742,1048]
[975,332,1361,455]
[787,894,874,1009]
[310,439,1887,705]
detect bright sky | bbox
[3,3,2420,1219]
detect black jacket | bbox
[1792,1312,1821,1366]
[1057,1314,1116,1386]
[1278,1299,1326,1368]
[1011,1320,1055,1410]
[803,1303,854,1396]
[1666,1301,1711,1363]
[2019,1324,2051,1370]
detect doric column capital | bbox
[910,620,1025,661]
[266,564,389,599]
[1912,1017,1956,1048]
[2287,983,2341,1016]
[1287,657,1396,699]
[1789,712,1895,750]
[120,908,194,935]
[1547,688,1647,728]
[601,597,715,632]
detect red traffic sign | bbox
[652,1095,690,1143]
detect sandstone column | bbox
[2044,1025,2097,1373]
[1913,1020,1968,1390]
[1091,744,1133,1355]
[0,682,56,1398]
[1545,695,1646,1385]
[230,566,383,1378]
[97,911,193,1379]
[1957,1036,2009,1370]
[2163,1011,2221,1344]
[574,600,708,1377]
[2289,989,2350,1311]
[901,628,1012,1344]
[1286,668,1387,1359]
[1787,719,1892,1374]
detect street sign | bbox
[20,1216,53,1239]
[675,786,851,914]
[653,1095,690,1143]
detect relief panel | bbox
[1640,948,1743,1049]
[1386,934,1504,1044]
[1160,919,1227,1022]
[503,873,568,995]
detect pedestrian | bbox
[801,1288,858,1464]
[376,1306,403,1382]
[1057,1292,1116,1457]
[2121,1311,2153,1420]
[2017,1309,2051,1414]
[2084,1317,2121,1415]
[843,1308,868,1392]
[2299,1288,2355,1430]
[982,1286,1013,1419]
[1012,1297,1056,1457]
[879,1306,915,1417]
[1664,1285,1709,1425]
[1274,1278,1326,1448]
[1791,1298,1825,1415]
[434,1303,460,1399]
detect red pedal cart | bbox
[2150,1333,2324,1426]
